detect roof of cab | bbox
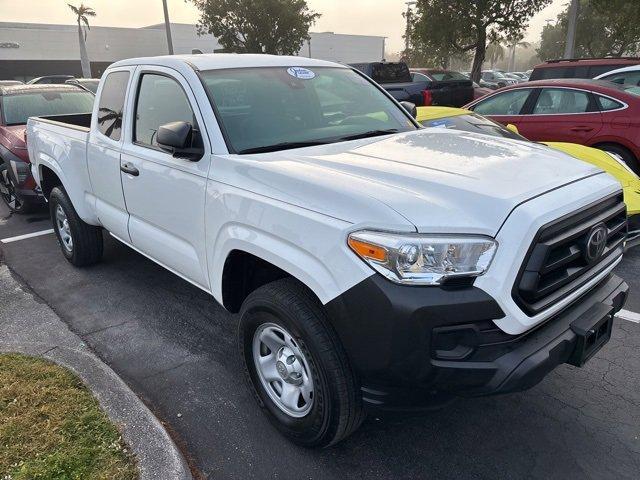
[109,53,346,71]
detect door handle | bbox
[570,126,593,132]
[120,162,139,177]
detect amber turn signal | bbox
[348,237,387,262]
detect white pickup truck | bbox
[27,54,628,447]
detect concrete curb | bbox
[0,265,193,480]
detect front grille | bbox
[513,192,626,316]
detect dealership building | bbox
[0,22,386,81]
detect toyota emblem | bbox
[584,224,608,264]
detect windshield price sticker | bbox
[287,67,316,80]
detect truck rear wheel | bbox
[49,186,103,267]
[239,278,365,447]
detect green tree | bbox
[537,0,640,60]
[189,0,320,55]
[410,0,551,82]
[68,3,95,77]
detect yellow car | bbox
[416,106,640,241]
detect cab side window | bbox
[97,71,130,141]
[473,89,532,115]
[134,73,197,147]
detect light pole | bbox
[162,0,174,55]
[564,0,579,59]
[404,1,417,59]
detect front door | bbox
[119,68,212,289]
[469,87,534,128]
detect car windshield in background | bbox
[201,66,416,154]
[428,71,469,81]
[2,90,95,125]
[421,113,525,140]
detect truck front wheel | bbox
[49,186,103,267]
[239,278,365,447]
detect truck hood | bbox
[217,129,603,236]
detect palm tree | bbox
[486,41,505,69]
[506,35,531,72]
[68,4,96,78]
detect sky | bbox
[0,0,567,54]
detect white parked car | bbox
[27,54,629,447]
[595,65,640,86]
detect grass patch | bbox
[0,353,138,480]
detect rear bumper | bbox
[326,273,627,411]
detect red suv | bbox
[0,84,94,212]
[465,79,640,173]
[530,57,640,81]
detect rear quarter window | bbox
[97,71,130,141]
[596,95,624,111]
[371,63,412,83]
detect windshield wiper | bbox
[237,140,330,154]
[338,129,399,141]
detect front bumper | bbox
[325,273,628,411]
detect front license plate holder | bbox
[567,302,614,367]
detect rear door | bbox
[87,67,134,241]
[468,88,535,127]
[119,67,212,289]
[517,87,603,143]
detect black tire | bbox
[596,143,640,175]
[49,186,103,266]
[239,278,365,447]
[0,161,36,214]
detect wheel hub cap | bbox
[253,323,314,418]
[275,346,304,385]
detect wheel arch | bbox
[211,225,361,313]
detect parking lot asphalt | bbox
[1,202,639,480]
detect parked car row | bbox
[465,78,640,173]
[350,62,474,107]
[20,54,630,448]
[0,75,101,93]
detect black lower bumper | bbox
[325,273,628,411]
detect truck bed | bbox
[34,112,92,131]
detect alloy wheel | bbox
[0,166,22,211]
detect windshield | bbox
[420,113,525,140]
[201,66,416,153]
[2,90,95,125]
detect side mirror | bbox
[506,123,520,134]
[157,121,203,161]
[400,101,417,118]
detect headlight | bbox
[348,231,497,285]
[604,151,638,177]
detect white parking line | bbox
[0,229,54,244]
[616,309,640,323]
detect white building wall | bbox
[299,32,385,64]
[0,22,384,65]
